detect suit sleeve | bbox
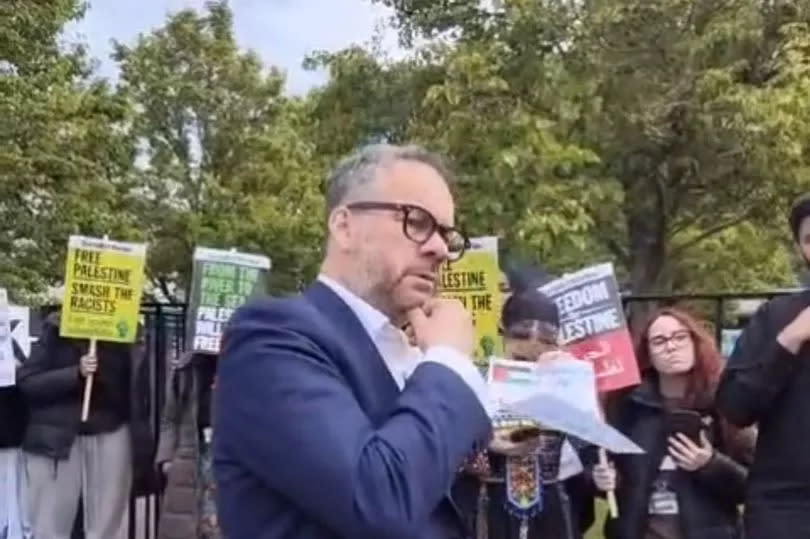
[214,301,493,539]
[716,301,799,427]
[18,316,81,404]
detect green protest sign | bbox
[187,247,271,354]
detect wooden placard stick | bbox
[80,338,97,421]
[599,447,619,518]
[80,233,108,422]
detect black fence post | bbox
[714,298,724,345]
[125,302,187,539]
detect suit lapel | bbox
[305,282,471,537]
[304,281,399,408]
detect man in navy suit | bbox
[213,143,493,539]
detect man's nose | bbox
[421,230,450,261]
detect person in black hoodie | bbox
[18,310,154,539]
[716,194,810,539]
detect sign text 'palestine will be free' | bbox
[61,236,147,343]
[188,248,271,354]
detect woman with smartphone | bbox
[592,307,755,539]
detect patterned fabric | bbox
[463,429,573,539]
[198,429,221,539]
[505,456,543,514]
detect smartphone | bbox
[666,409,704,442]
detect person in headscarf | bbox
[453,280,597,539]
[716,194,810,538]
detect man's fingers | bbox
[406,307,428,329]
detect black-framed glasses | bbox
[648,330,691,350]
[346,201,470,261]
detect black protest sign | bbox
[543,266,625,343]
[187,248,271,354]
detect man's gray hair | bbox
[325,143,455,214]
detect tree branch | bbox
[669,212,752,258]
[158,275,179,303]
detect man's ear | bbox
[328,207,352,249]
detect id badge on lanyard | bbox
[648,458,679,515]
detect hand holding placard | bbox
[80,340,98,421]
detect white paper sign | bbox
[487,357,541,411]
[534,355,600,413]
[508,392,643,454]
[0,288,14,386]
[487,355,643,454]
[487,355,600,417]
[8,305,30,360]
[488,355,610,477]
[535,356,601,478]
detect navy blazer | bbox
[213,281,493,539]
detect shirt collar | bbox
[317,275,390,338]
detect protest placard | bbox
[187,247,271,354]
[439,236,503,365]
[61,235,147,421]
[488,356,600,419]
[8,305,30,363]
[539,262,640,392]
[0,288,13,387]
[487,356,642,454]
[61,235,147,343]
[508,392,643,454]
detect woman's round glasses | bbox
[648,330,691,350]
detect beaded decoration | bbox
[505,455,542,539]
[492,410,544,537]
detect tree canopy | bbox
[3,0,810,302]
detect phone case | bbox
[666,411,703,441]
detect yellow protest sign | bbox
[60,235,147,343]
[439,236,503,366]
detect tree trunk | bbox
[623,177,668,331]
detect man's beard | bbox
[344,258,399,320]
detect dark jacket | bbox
[604,378,752,539]
[18,311,157,495]
[0,383,27,449]
[156,351,219,539]
[716,290,810,538]
[213,282,492,539]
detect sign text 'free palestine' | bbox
[61,235,147,343]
